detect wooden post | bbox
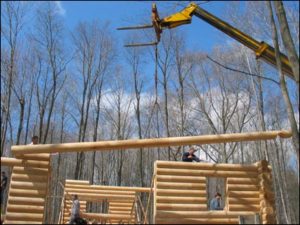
[257,160,276,224]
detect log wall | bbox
[2,154,51,224]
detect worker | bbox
[182,147,203,162]
[1,172,8,206]
[210,192,223,210]
[69,194,80,224]
[29,135,39,145]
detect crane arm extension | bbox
[159,3,294,79]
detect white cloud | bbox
[54,1,66,16]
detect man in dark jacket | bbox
[1,172,8,205]
[182,147,202,162]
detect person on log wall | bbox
[182,147,204,162]
[29,135,39,145]
[69,194,81,224]
[210,192,223,210]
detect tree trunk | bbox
[16,97,25,145]
[267,1,299,164]
[274,1,299,88]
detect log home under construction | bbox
[1,130,292,224]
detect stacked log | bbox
[1,155,51,224]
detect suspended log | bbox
[156,168,258,178]
[156,161,258,171]
[1,157,49,168]
[12,130,292,155]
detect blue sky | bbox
[58,1,228,52]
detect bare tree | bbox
[1,1,27,154]
[32,2,68,144]
[72,21,114,179]
[267,1,299,164]
[274,1,299,88]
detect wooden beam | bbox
[156,161,258,171]
[64,184,151,193]
[156,168,258,178]
[12,130,292,155]
[1,157,49,168]
[81,213,132,220]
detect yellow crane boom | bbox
[153,2,294,80]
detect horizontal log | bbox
[156,196,207,204]
[228,191,260,198]
[109,207,133,211]
[157,168,258,178]
[228,197,260,204]
[226,177,258,185]
[13,166,49,175]
[227,184,259,191]
[12,130,292,155]
[8,196,45,205]
[157,182,206,190]
[14,153,50,161]
[156,175,206,183]
[228,204,260,212]
[109,203,134,207]
[10,189,46,197]
[10,181,47,190]
[155,218,239,224]
[11,173,48,182]
[65,179,90,184]
[157,203,207,211]
[4,220,42,224]
[6,204,44,213]
[81,213,132,220]
[1,157,49,168]
[156,189,206,197]
[65,193,135,201]
[64,188,136,195]
[108,211,134,214]
[155,210,257,218]
[64,184,151,193]
[5,212,43,221]
[156,161,258,171]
